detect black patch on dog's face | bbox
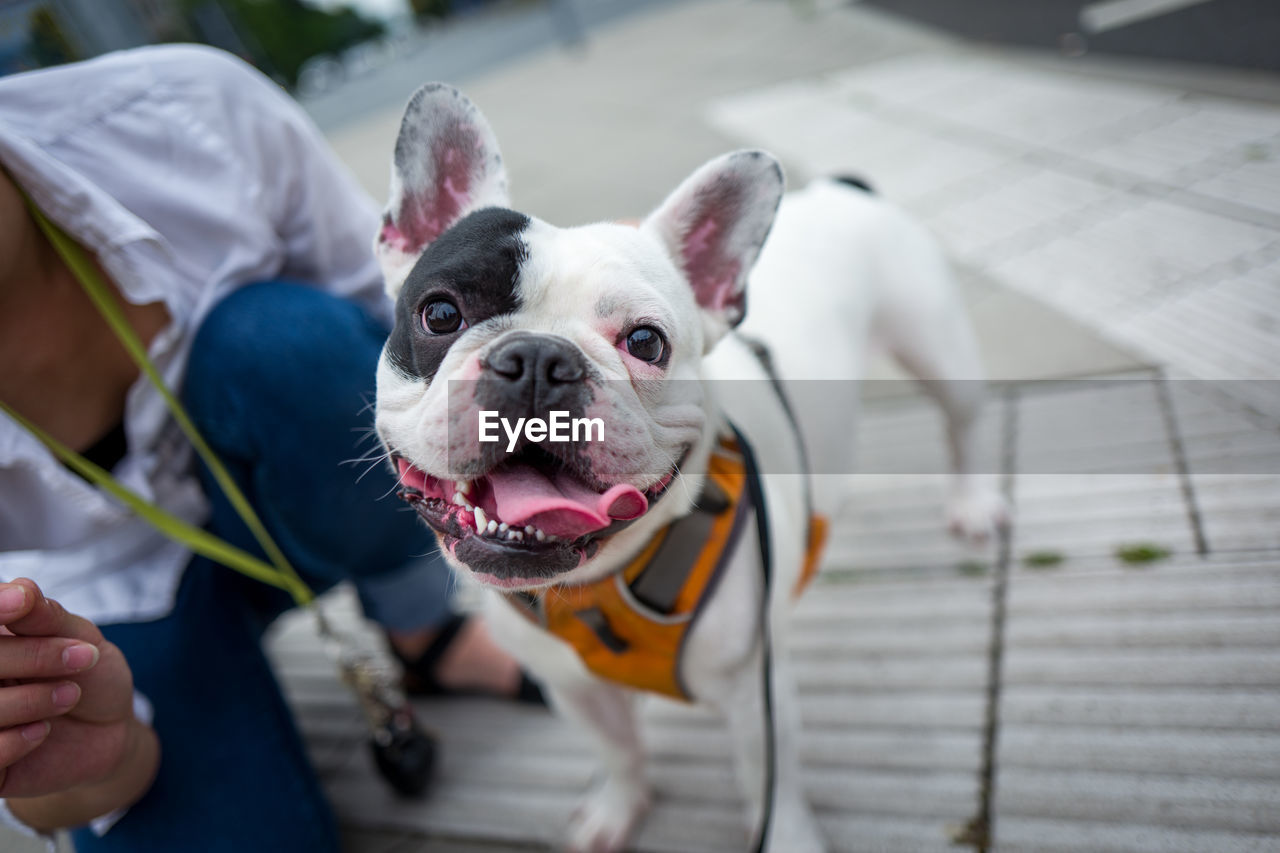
[386,207,530,381]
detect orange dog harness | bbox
[506,433,827,701]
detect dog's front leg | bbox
[717,647,826,853]
[547,680,651,853]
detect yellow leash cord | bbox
[2,189,436,795]
[3,192,313,608]
[0,399,314,606]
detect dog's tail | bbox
[830,174,875,194]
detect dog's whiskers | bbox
[377,464,417,502]
[355,456,393,485]
[351,424,383,447]
[343,448,392,467]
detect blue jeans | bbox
[69,282,452,853]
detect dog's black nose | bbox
[483,332,589,413]
[488,334,585,384]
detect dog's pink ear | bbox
[377,83,509,296]
[641,151,783,344]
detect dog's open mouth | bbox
[394,445,681,588]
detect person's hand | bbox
[0,577,139,799]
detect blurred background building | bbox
[866,0,1279,72]
[3,0,1278,94]
[0,0,385,86]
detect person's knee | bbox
[183,281,385,443]
[191,281,364,370]
[186,280,383,393]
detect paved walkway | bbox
[287,2,1280,851]
[270,369,1280,853]
[709,44,1280,416]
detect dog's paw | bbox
[753,794,827,853]
[946,487,1011,544]
[763,820,827,853]
[566,780,651,853]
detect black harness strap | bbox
[739,334,815,526]
[737,333,825,852]
[629,502,716,614]
[732,424,776,853]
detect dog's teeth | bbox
[474,507,488,530]
[457,479,472,496]
[486,519,498,535]
[535,529,546,542]
[498,522,509,534]
[513,531,524,542]
[524,525,535,534]
[452,491,467,507]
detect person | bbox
[0,44,535,852]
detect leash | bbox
[736,336,825,853]
[732,425,777,853]
[3,188,435,796]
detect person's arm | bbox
[0,578,159,831]
[187,47,389,322]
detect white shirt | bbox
[0,44,390,626]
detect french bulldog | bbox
[374,83,1007,853]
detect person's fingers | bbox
[64,640,133,725]
[0,583,131,726]
[0,582,36,626]
[0,720,50,779]
[2,579,103,644]
[0,636,100,681]
[0,681,80,728]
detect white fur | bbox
[374,85,1008,853]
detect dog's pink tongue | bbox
[487,464,647,538]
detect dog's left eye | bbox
[422,299,465,334]
[625,326,666,364]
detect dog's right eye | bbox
[422,299,465,334]
[625,326,666,364]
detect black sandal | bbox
[391,612,547,705]
[369,706,437,798]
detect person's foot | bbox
[387,613,544,703]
